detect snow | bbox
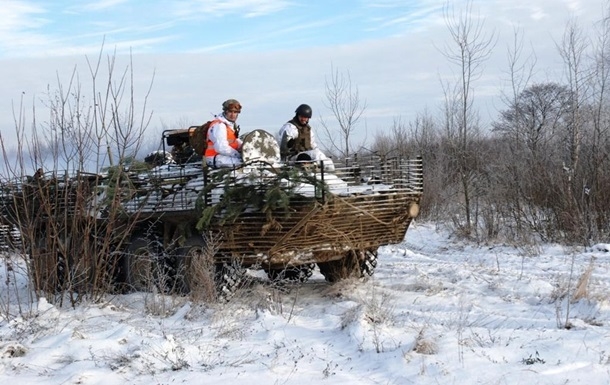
[1,222,610,384]
[121,160,398,214]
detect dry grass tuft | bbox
[571,258,595,302]
[414,330,438,355]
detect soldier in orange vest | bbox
[205,99,243,168]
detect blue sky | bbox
[0,0,604,155]
[1,0,444,58]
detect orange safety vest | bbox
[204,120,240,157]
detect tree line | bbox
[349,3,610,245]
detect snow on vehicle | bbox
[0,127,423,299]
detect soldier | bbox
[205,99,243,168]
[277,104,334,170]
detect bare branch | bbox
[320,64,367,158]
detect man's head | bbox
[295,104,312,118]
[222,99,242,122]
[294,104,312,125]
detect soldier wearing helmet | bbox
[277,104,334,170]
[205,99,244,168]
[278,104,316,159]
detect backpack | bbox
[188,120,220,156]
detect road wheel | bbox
[174,235,216,300]
[215,261,245,302]
[29,230,69,293]
[174,235,244,302]
[120,236,165,293]
[317,251,361,283]
[266,263,315,283]
[359,249,378,277]
[317,248,378,283]
[32,251,68,293]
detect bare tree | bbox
[371,129,393,158]
[586,3,610,238]
[503,27,537,107]
[320,65,367,158]
[493,82,572,240]
[499,26,537,153]
[88,47,154,168]
[439,0,496,236]
[558,19,591,177]
[557,19,593,243]
[371,117,411,158]
[494,83,571,156]
[491,27,537,237]
[0,46,155,305]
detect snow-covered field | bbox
[1,222,609,384]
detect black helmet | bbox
[295,104,312,118]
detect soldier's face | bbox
[297,116,309,125]
[225,110,240,122]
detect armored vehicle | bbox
[0,128,423,298]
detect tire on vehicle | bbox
[174,235,244,302]
[29,230,69,293]
[266,263,315,283]
[174,235,216,301]
[317,248,378,282]
[120,235,165,293]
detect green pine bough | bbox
[196,166,329,231]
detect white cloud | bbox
[0,0,45,30]
[364,0,445,27]
[529,6,549,21]
[172,0,291,19]
[69,0,130,12]
[564,0,584,13]
[0,1,51,54]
